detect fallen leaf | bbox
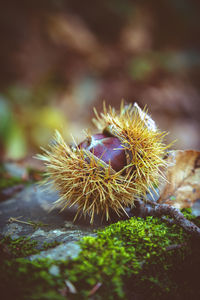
[158,150,200,209]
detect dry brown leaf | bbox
[158,150,200,209]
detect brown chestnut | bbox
[78,133,126,172]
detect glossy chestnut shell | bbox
[78,133,126,172]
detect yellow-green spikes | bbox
[38,102,171,223]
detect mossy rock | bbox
[0,212,200,300]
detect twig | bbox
[88,282,102,296]
[8,216,33,226]
[135,200,200,239]
[8,216,48,229]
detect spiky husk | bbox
[38,102,171,223]
[93,102,170,197]
[38,131,137,223]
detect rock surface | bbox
[1,162,200,261]
[0,183,101,259]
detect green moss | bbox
[0,258,66,300]
[1,214,200,300]
[0,164,22,189]
[65,216,193,300]
[42,240,61,251]
[0,175,24,190]
[0,163,43,193]
[0,236,61,259]
[0,236,39,258]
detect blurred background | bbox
[1,0,200,163]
